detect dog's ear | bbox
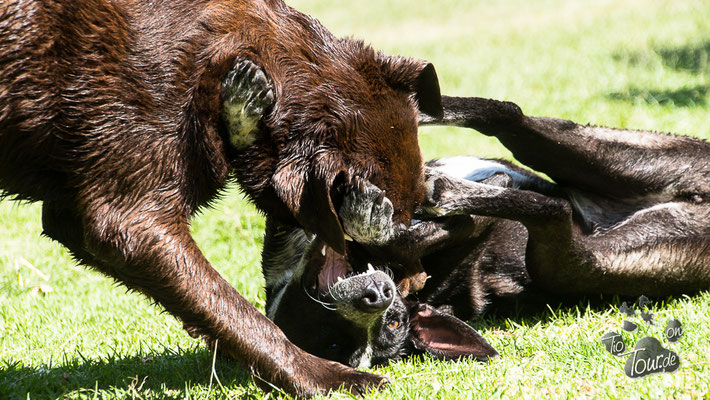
[378,56,443,121]
[407,303,498,361]
[272,157,347,255]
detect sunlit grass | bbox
[2,0,710,398]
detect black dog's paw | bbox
[221,60,274,149]
[418,168,458,216]
[479,171,513,188]
[339,177,395,245]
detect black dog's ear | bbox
[378,56,443,121]
[408,303,498,361]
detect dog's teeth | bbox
[321,246,326,256]
[367,263,375,272]
[343,233,353,241]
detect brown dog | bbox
[0,0,443,396]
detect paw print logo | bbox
[600,296,682,378]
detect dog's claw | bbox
[375,191,386,206]
[222,60,275,150]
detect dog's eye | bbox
[387,320,400,330]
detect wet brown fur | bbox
[0,0,442,396]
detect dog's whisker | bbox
[302,285,337,311]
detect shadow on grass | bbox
[609,40,710,108]
[0,346,257,399]
[656,41,710,74]
[613,39,710,74]
[606,85,710,107]
[474,293,658,331]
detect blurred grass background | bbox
[2,0,710,398]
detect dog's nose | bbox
[357,279,394,312]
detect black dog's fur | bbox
[263,95,710,363]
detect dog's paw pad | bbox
[419,169,460,216]
[222,60,274,149]
[339,177,395,245]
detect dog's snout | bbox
[357,279,394,312]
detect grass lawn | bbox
[2,0,710,398]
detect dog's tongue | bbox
[317,246,349,292]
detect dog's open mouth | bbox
[301,237,370,297]
[301,236,427,298]
[317,245,350,294]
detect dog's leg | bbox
[420,167,572,225]
[425,96,710,201]
[421,97,710,296]
[41,196,384,396]
[421,169,710,296]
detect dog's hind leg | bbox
[423,96,710,202]
[421,169,710,297]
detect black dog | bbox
[262,179,499,368]
[263,95,710,363]
[417,96,710,310]
[0,0,444,395]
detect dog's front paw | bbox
[258,352,387,397]
[328,364,388,396]
[339,177,395,245]
[221,60,274,149]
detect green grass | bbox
[2,0,710,398]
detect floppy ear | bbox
[378,56,443,121]
[272,157,347,255]
[408,303,498,361]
